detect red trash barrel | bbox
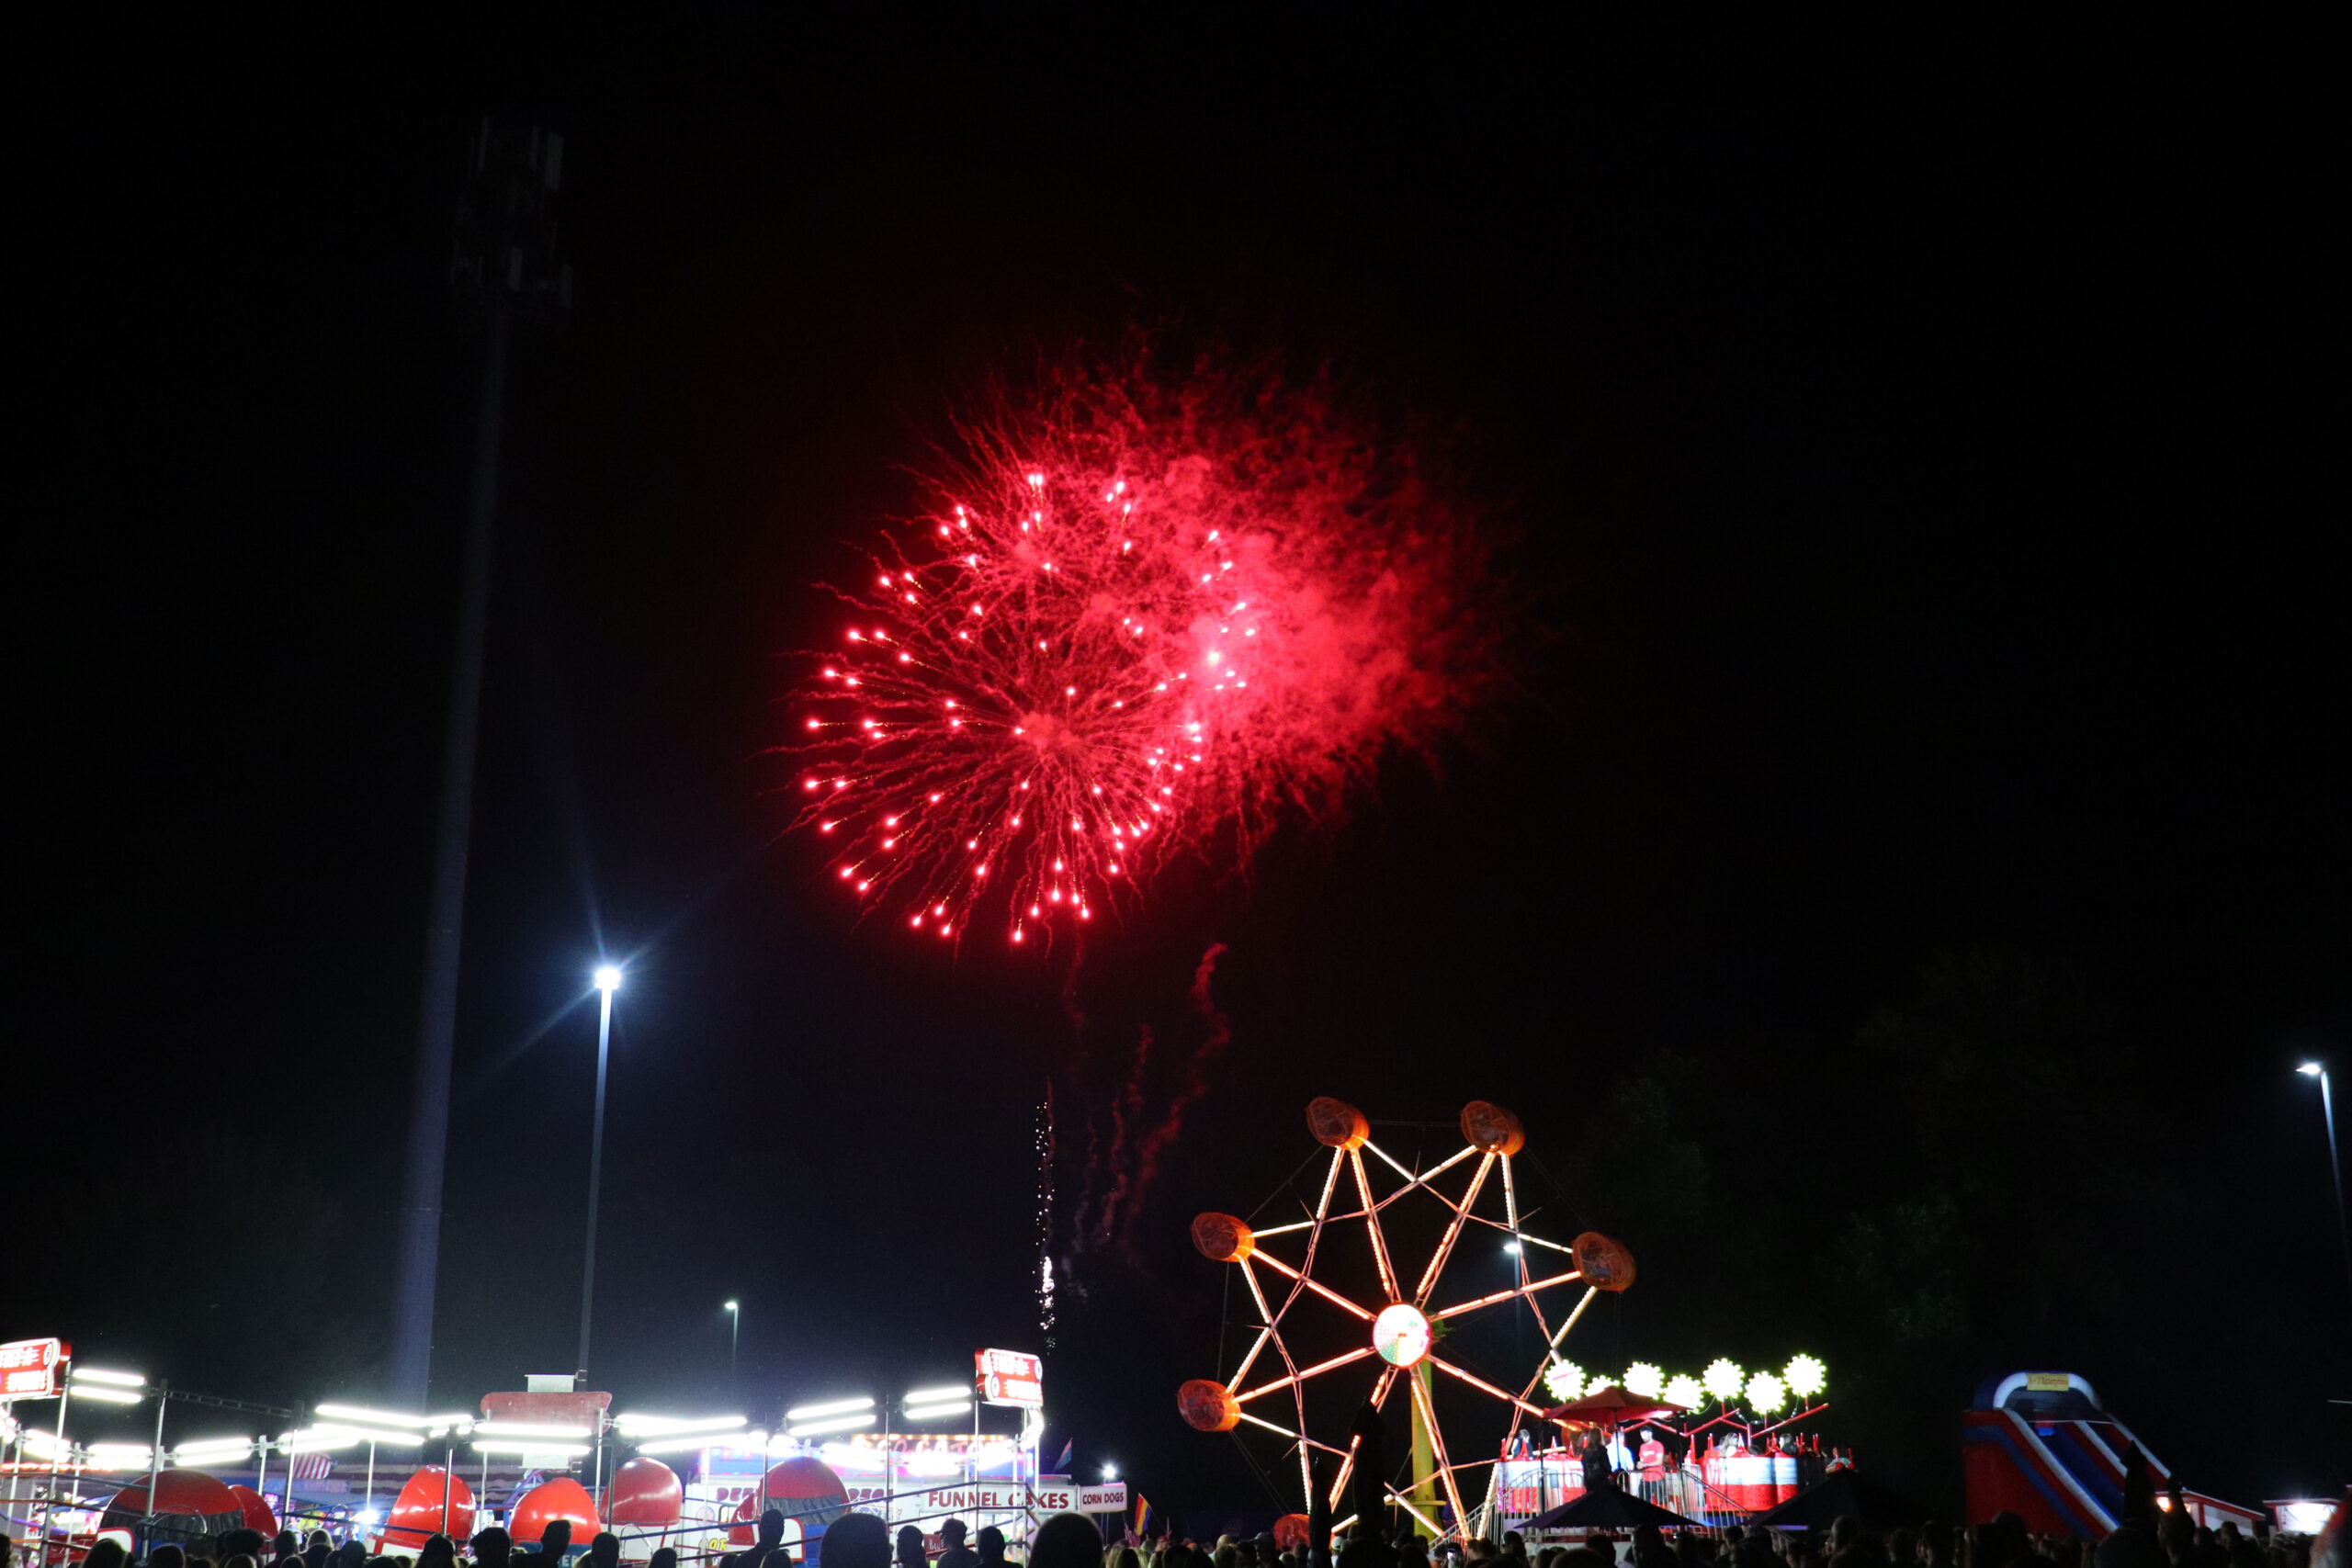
[1771,1441,1799,1505]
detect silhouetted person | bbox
[153,1546,189,1568]
[306,1532,335,1568]
[938,1521,977,1568]
[2095,1451,2161,1568]
[541,1522,577,1564]
[227,1557,259,1568]
[825,1514,892,1568]
[275,1535,300,1564]
[917,1523,964,1568]
[736,1509,788,1568]
[1580,1431,1610,1494]
[1031,1516,1106,1568]
[474,1531,514,1568]
[650,1551,679,1568]
[589,1534,622,1568]
[975,1527,1008,1568]
[222,1532,267,1562]
[898,1525,931,1568]
[86,1542,130,1568]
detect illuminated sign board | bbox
[2,1338,62,1399]
[974,1348,1043,1408]
[1078,1483,1128,1513]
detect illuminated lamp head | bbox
[1746,1371,1788,1413]
[1623,1363,1663,1398]
[1571,1232,1637,1292]
[1544,1360,1586,1403]
[1190,1213,1255,1263]
[1177,1380,1241,1432]
[1372,1303,1431,1369]
[1702,1359,1745,1400]
[1460,1100,1525,1155]
[1663,1375,1703,1411]
[1306,1097,1369,1150]
[1784,1354,1826,1399]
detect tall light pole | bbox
[578,965,623,1381]
[725,1302,741,1381]
[2297,1061,2352,1310]
[390,119,571,1405]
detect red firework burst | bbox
[788,359,1487,946]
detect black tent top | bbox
[1525,1489,1702,1531]
[1747,1472,1938,1531]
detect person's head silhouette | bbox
[758,1512,786,1550]
[1030,1515,1105,1568]
[472,1529,513,1568]
[590,1534,622,1568]
[822,1514,890,1568]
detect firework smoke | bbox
[786,347,1491,946]
[1074,942,1233,1253]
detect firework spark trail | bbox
[786,354,1491,948]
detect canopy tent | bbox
[1525,1488,1702,1532]
[1748,1472,1936,1532]
[1540,1385,1691,1427]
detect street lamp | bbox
[725,1302,740,1381]
[2298,1061,2351,1310]
[578,965,623,1381]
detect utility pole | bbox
[390,118,571,1406]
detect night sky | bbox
[17,13,2346,1525]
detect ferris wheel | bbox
[1178,1098,1635,1543]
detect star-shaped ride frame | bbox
[1179,1098,1635,1543]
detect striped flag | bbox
[1132,1495,1155,1540]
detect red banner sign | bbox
[973,1348,1043,1407]
[1,1337,62,1399]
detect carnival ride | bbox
[1178,1098,1638,1544]
[1961,1371,2263,1538]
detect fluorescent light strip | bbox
[783,1396,874,1421]
[901,1402,972,1421]
[71,1369,147,1388]
[629,1435,729,1456]
[471,1421,591,1438]
[315,1404,431,1428]
[614,1415,746,1437]
[64,1386,144,1404]
[470,1440,590,1457]
[902,1386,971,1404]
[786,1413,876,1438]
[280,1430,364,1452]
[87,1445,154,1467]
[317,1425,424,1446]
